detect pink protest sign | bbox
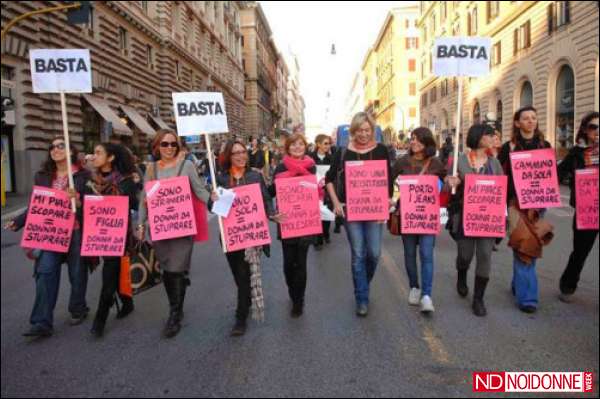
[575,168,599,230]
[397,175,441,235]
[145,176,197,241]
[276,175,322,239]
[222,183,271,252]
[510,149,561,209]
[21,186,75,253]
[463,174,508,238]
[345,160,389,221]
[81,195,129,256]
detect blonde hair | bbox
[349,112,376,136]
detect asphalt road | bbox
[1,199,598,397]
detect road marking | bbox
[380,247,451,365]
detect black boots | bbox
[163,272,189,339]
[291,301,304,318]
[116,295,134,319]
[472,276,489,317]
[91,293,113,338]
[230,318,247,337]
[457,269,469,297]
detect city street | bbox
[1,191,598,397]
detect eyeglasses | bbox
[587,123,599,131]
[160,141,179,148]
[49,143,66,151]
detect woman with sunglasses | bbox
[137,130,212,338]
[557,111,599,303]
[310,134,334,249]
[5,137,91,337]
[86,143,140,338]
[208,139,279,336]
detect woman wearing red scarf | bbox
[270,133,317,318]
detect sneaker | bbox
[408,288,421,306]
[420,295,435,313]
[69,311,88,326]
[23,325,53,337]
[356,304,368,317]
[558,292,575,303]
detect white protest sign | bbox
[172,92,229,136]
[29,49,92,93]
[433,37,492,77]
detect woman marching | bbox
[392,127,446,314]
[86,143,140,337]
[310,134,334,250]
[446,124,504,316]
[497,106,554,313]
[325,112,393,317]
[557,111,599,303]
[209,139,280,336]
[5,136,91,337]
[270,133,318,318]
[137,130,211,338]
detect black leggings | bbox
[560,219,598,294]
[281,240,310,305]
[225,250,252,321]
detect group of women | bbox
[5,107,598,339]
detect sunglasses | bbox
[587,123,599,131]
[49,143,66,151]
[160,141,179,148]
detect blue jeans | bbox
[345,221,383,306]
[30,230,89,329]
[512,252,538,308]
[401,234,436,297]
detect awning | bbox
[149,114,171,130]
[119,104,156,137]
[82,94,132,136]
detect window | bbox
[405,37,419,49]
[514,21,531,54]
[492,41,502,67]
[430,12,436,33]
[453,23,460,36]
[487,1,500,23]
[441,2,447,23]
[496,100,503,132]
[441,79,448,97]
[146,45,154,68]
[472,101,481,124]
[421,92,428,107]
[548,1,570,34]
[119,27,128,55]
[520,81,533,107]
[405,19,410,29]
[175,60,180,80]
[409,82,416,96]
[408,59,416,72]
[141,1,148,13]
[555,65,575,160]
[468,7,478,35]
[430,86,437,103]
[409,107,417,118]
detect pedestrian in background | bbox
[446,124,503,316]
[558,111,599,303]
[137,130,212,338]
[325,112,393,317]
[5,136,91,337]
[392,127,446,314]
[310,134,334,249]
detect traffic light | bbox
[66,1,92,25]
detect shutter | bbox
[547,3,554,35]
[513,29,518,55]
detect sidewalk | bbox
[1,195,28,224]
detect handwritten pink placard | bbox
[21,186,75,253]
[345,160,389,222]
[510,148,561,209]
[276,175,322,239]
[397,175,441,235]
[575,168,599,230]
[145,176,197,241]
[222,183,271,252]
[463,174,508,238]
[81,195,129,256]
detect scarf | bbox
[89,169,124,195]
[275,155,315,179]
[244,246,265,322]
[351,138,378,151]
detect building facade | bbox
[240,1,278,139]
[1,0,246,196]
[418,1,599,157]
[285,51,305,130]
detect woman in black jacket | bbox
[86,143,140,338]
[557,111,599,302]
[209,139,279,336]
[310,134,334,249]
[5,136,91,337]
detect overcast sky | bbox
[260,2,410,136]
